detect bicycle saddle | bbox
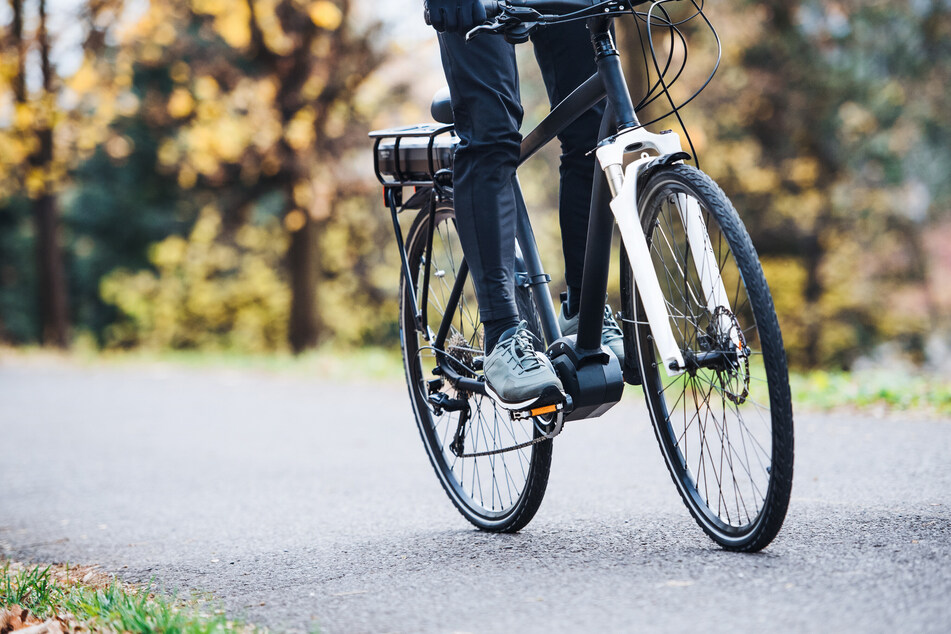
[431,87,454,124]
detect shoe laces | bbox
[497,321,542,374]
[602,305,623,344]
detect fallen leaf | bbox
[10,619,64,634]
[0,605,44,634]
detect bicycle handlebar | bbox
[484,0,605,18]
[425,1,626,28]
[488,0,603,19]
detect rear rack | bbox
[370,123,456,188]
[369,123,457,345]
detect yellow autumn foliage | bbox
[100,207,291,352]
[167,88,195,119]
[309,1,343,30]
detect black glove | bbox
[427,0,486,33]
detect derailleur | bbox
[427,379,472,457]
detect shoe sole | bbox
[484,383,565,412]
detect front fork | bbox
[595,128,736,377]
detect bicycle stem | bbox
[589,17,639,133]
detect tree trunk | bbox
[797,209,833,369]
[34,190,70,348]
[287,214,319,353]
[11,0,25,100]
[31,0,70,348]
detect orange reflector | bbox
[530,404,558,416]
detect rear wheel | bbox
[400,200,551,532]
[621,165,794,551]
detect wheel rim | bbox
[403,208,539,523]
[638,182,777,539]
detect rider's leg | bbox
[437,31,522,353]
[531,20,605,318]
[438,32,563,407]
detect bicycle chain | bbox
[454,412,565,458]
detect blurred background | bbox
[0,0,948,378]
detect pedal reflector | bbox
[530,404,558,417]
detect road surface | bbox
[2,360,950,633]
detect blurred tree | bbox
[0,0,129,345]
[123,0,382,352]
[672,0,951,367]
[4,0,69,347]
[100,205,290,350]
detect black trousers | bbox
[437,21,604,322]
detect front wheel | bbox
[621,164,794,552]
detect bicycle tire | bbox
[620,164,794,552]
[400,199,552,532]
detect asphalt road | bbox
[2,360,950,633]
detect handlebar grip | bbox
[425,2,501,25]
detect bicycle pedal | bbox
[511,400,565,421]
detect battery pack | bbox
[376,136,457,183]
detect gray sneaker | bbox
[559,303,625,364]
[484,321,564,410]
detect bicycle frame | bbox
[405,10,735,409]
[387,0,793,551]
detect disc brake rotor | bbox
[712,306,751,405]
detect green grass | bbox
[126,347,406,382]
[621,362,951,417]
[790,369,951,415]
[1,561,258,634]
[3,344,406,383]
[1,564,59,618]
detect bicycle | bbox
[370,0,794,552]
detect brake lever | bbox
[465,6,543,42]
[465,21,504,42]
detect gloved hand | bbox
[427,0,487,33]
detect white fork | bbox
[595,127,736,377]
